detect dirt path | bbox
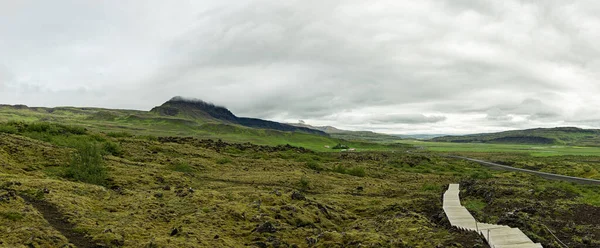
[448,155,600,185]
[20,194,99,248]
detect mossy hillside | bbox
[0,107,400,151]
[1,125,599,246]
[0,129,489,247]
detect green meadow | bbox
[0,105,400,152]
[398,139,600,156]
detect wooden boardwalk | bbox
[443,184,543,248]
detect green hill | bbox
[432,127,600,146]
[151,97,327,135]
[0,99,398,152]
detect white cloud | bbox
[1,0,600,134]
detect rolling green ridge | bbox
[0,102,397,152]
[432,127,600,146]
[288,123,403,143]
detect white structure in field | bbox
[443,184,543,248]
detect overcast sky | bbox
[2,0,600,134]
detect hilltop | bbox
[432,127,600,146]
[151,97,327,136]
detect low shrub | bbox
[26,122,86,135]
[103,141,124,156]
[0,124,17,134]
[299,177,310,191]
[106,131,134,138]
[469,170,493,180]
[332,165,366,177]
[421,183,441,191]
[388,159,405,168]
[0,121,86,135]
[332,144,349,150]
[139,135,158,141]
[170,162,194,173]
[0,211,24,221]
[306,160,324,171]
[333,165,346,174]
[346,167,366,177]
[216,158,232,165]
[65,142,107,186]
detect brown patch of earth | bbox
[20,194,101,248]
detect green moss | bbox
[346,166,366,177]
[305,160,324,171]
[421,183,441,191]
[169,162,194,173]
[332,165,366,177]
[102,141,123,156]
[298,176,310,191]
[0,211,23,221]
[216,157,232,165]
[106,131,133,138]
[470,170,493,179]
[463,199,486,213]
[0,125,17,134]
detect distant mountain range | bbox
[432,127,600,146]
[287,122,403,142]
[150,97,327,136]
[4,97,600,147]
[395,134,447,140]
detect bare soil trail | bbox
[20,194,100,248]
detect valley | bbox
[0,100,599,247]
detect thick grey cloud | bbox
[1,0,600,134]
[371,114,447,124]
[0,64,12,90]
[483,98,562,122]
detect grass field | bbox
[431,127,600,147]
[398,140,600,156]
[0,105,402,152]
[2,126,599,247]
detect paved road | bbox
[447,155,600,185]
